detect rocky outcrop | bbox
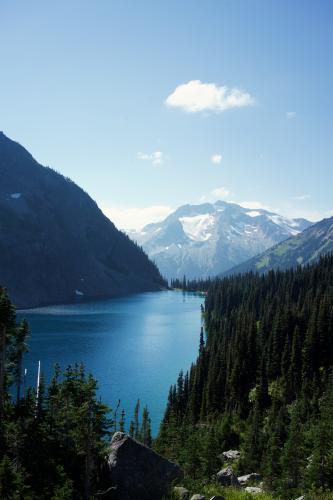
[107,432,183,500]
[245,486,263,494]
[222,449,241,461]
[238,473,262,485]
[216,466,241,488]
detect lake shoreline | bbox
[18,290,203,435]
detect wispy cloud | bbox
[165,80,255,113]
[102,205,173,231]
[286,111,296,119]
[211,154,222,165]
[137,151,164,165]
[291,194,311,201]
[211,186,231,199]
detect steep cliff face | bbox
[0,132,165,308]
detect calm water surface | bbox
[18,291,203,434]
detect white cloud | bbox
[165,80,255,113]
[211,186,231,199]
[286,111,296,119]
[137,151,164,165]
[102,205,173,231]
[239,200,271,211]
[292,194,311,201]
[211,154,223,165]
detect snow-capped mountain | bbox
[130,201,311,280]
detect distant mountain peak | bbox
[130,200,312,280]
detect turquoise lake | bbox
[18,290,203,435]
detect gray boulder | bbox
[222,450,241,461]
[107,432,183,500]
[190,495,206,500]
[173,486,190,499]
[216,466,241,488]
[209,496,225,500]
[245,486,263,494]
[238,473,262,485]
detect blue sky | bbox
[1,0,332,229]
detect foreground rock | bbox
[209,496,225,500]
[190,495,206,500]
[107,432,183,499]
[222,450,241,461]
[245,486,263,494]
[216,466,241,488]
[238,473,262,485]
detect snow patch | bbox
[179,213,215,241]
[75,289,84,296]
[10,193,22,199]
[244,224,258,235]
[246,211,261,217]
[230,225,243,235]
[267,215,300,235]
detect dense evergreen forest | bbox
[157,255,333,499]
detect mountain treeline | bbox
[156,255,333,498]
[170,276,213,292]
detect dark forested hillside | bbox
[156,255,333,498]
[0,132,165,308]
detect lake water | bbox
[18,290,203,435]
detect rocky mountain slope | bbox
[0,132,165,308]
[130,201,311,279]
[223,215,333,276]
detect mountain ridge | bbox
[0,132,165,308]
[221,215,333,276]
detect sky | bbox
[1,0,333,230]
